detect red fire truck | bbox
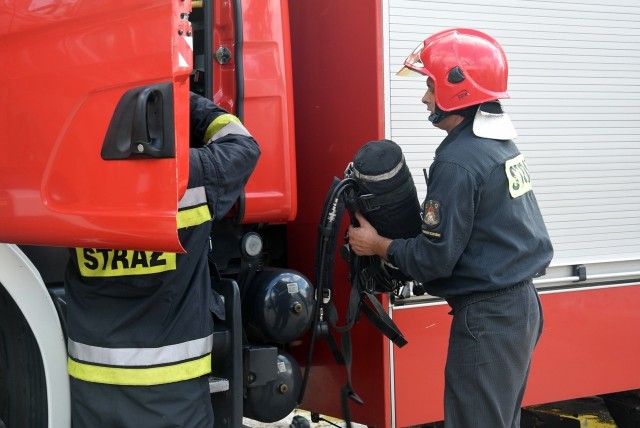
[1,0,639,427]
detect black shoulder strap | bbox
[356,177,416,213]
[360,292,408,347]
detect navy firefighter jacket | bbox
[387,116,553,299]
[65,93,260,386]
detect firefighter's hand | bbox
[347,212,392,259]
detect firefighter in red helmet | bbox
[348,28,553,428]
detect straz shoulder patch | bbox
[421,199,442,239]
[505,154,533,198]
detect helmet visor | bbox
[396,42,428,77]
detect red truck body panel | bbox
[286,0,391,426]
[0,0,191,251]
[391,285,640,426]
[239,0,297,225]
[0,0,296,251]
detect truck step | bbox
[208,376,229,394]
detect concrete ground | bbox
[243,395,639,427]
[243,409,367,428]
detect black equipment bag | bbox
[299,139,422,427]
[350,139,422,241]
[347,139,422,284]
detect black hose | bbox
[297,178,358,405]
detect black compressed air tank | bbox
[350,139,423,282]
[242,268,314,344]
[243,349,302,423]
[352,139,422,242]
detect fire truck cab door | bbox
[0,0,193,252]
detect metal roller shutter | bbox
[383,0,640,286]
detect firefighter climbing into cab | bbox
[64,92,260,428]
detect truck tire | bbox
[0,285,48,427]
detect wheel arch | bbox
[0,243,70,427]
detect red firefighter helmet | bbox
[398,28,510,111]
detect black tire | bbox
[0,285,48,427]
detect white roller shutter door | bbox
[383,0,640,286]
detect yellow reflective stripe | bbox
[177,205,211,229]
[204,113,242,143]
[206,121,252,142]
[67,354,212,386]
[75,248,176,277]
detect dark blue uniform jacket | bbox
[65,93,260,386]
[388,116,553,299]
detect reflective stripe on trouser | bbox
[444,282,543,428]
[68,334,213,386]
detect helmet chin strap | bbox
[428,105,449,124]
[429,104,478,124]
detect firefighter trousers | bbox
[443,280,543,428]
[70,375,214,428]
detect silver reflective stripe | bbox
[179,186,206,209]
[206,121,252,144]
[353,156,405,182]
[68,334,213,367]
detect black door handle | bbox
[102,83,176,160]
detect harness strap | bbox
[356,178,416,213]
[360,293,408,347]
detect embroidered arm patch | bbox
[421,199,442,239]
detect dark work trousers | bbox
[70,376,213,428]
[444,281,543,428]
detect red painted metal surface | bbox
[0,0,297,249]
[212,0,238,115]
[392,284,640,427]
[241,0,297,224]
[286,0,388,426]
[525,285,640,404]
[213,0,297,224]
[0,0,191,252]
[392,303,451,426]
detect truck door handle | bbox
[102,83,176,160]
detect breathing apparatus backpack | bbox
[346,138,423,287]
[299,139,423,426]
